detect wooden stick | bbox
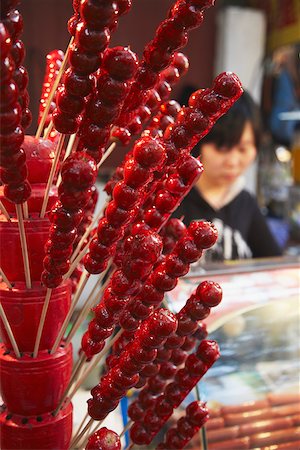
[22,201,29,219]
[0,268,13,289]
[50,271,90,354]
[120,420,133,438]
[81,419,104,449]
[70,205,106,264]
[67,329,122,402]
[75,411,89,440]
[15,204,31,289]
[35,37,74,139]
[0,201,11,221]
[70,417,94,449]
[65,270,106,345]
[97,141,117,169]
[43,120,54,140]
[0,302,21,357]
[33,288,52,357]
[54,352,87,415]
[56,133,79,187]
[195,384,208,450]
[63,239,91,281]
[40,133,66,218]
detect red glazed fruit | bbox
[86,427,121,450]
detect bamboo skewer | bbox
[15,204,31,289]
[74,411,89,441]
[33,288,52,357]
[63,240,91,281]
[81,419,104,449]
[35,37,74,139]
[56,133,79,187]
[0,268,13,289]
[43,120,54,140]
[70,417,94,449]
[70,209,103,264]
[22,202,29,219]
[50,270,90,354]
[65,271,106,345]
[97,141,117,169]
[54,353,87,416]
[0,201,11,221]
[0,302,21,358]
[195,384,208,450]
[120,420,132,438]
[40,133,66,218]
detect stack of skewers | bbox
[0,0,245,448]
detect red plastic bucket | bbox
[0,215,50,282]
[0,402,73,450]
[0,343,73,415]
[0,280,71,352]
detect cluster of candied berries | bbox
[127,281,221,414]
[0,1,31,204]
[87,309,178,421]
[53,0,132,136]
[77,46,138,163]
[82,228,163,359]
[83,136,165,275]
[42,152,97,287]
[118,0,215,125]
[130,339,220,445]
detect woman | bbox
[175,91,282,261]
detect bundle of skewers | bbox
[0,0,243,448]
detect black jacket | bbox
[174,188,282,261]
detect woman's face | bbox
[200,121,257,186]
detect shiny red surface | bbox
[0,280,71,351]
[0,402,73,450]
[0,215,50,282]
[0,343,72,415]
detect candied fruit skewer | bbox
[81,229,163,359]
[1,3,32,130]
[0,18,33,287]
[117,220,217,336]
[105,70,242,202]
[82,136,166,277]
[117,0,214,128]
[59,221,216,407]
[129,340,220,446]
[52,0,133,137]
[156,400,209,449]
[105,98,181,199]
[127,281,222,419]
[112,52,188,145]
[33,151,98,357]
[76,46,138,164]
[54,228,164,408]
[113,153,202,268]
[70,309,178,448]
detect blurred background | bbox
[20,0,300,255]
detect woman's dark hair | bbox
[200,90,262,151]
[177,87,262,154]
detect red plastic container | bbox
[0,184,58,215]
[0,403,73,450]
[0,215,50,282]
[0,343,73,415]
[0,281,71,352]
